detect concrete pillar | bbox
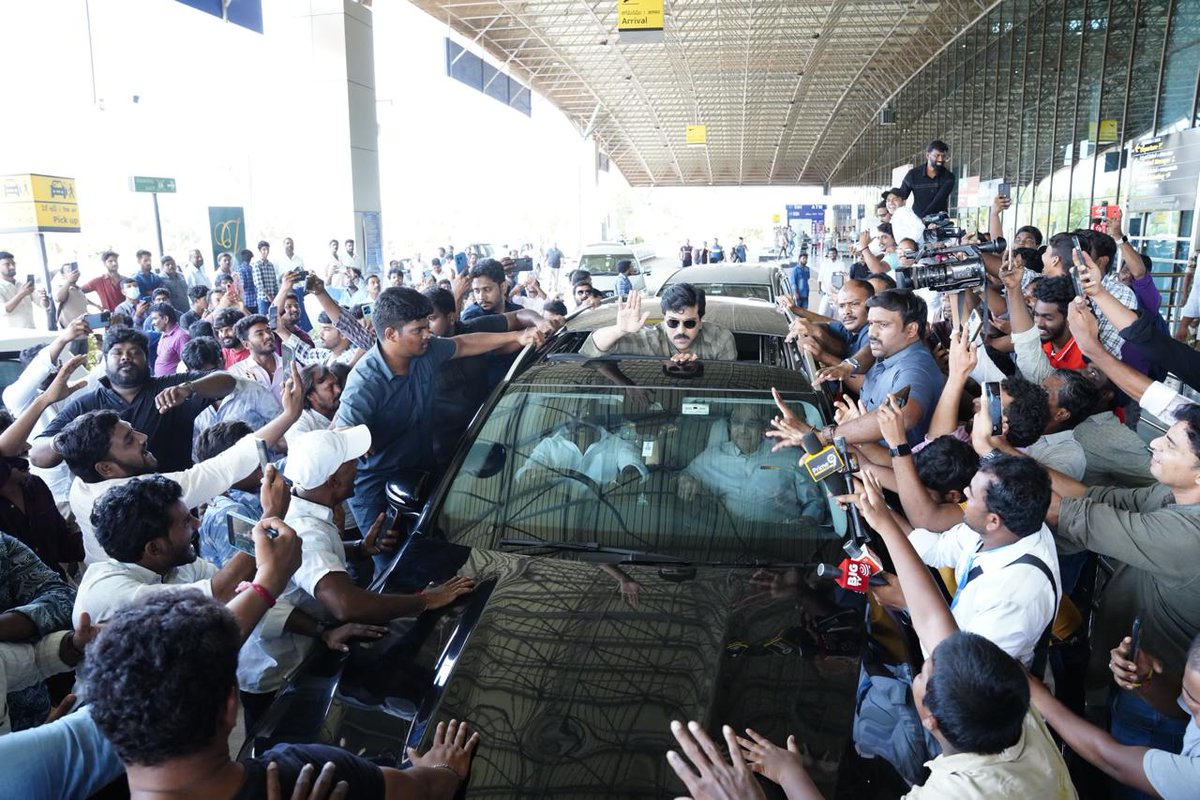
[279,0,382,272]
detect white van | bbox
[574,242,647,297]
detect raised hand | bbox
[280,361,304,418]
[517,327,546,348]
[1066,298,1103,358]
[876,395,907,449]
[947,326,977,380]
[260,464,291,520]
[253,518,303,596]
[615,292,651,334]
[764,387,812,451]
[43,354,88,405]
[812,360,854,385]
[1073,248,1105,298]
[833,396,868,425]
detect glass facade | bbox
[837,0,1200,320]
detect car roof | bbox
[580,242,636,254]
[661,264,784,286]
[513,355,817,397]
[565,296,789,337]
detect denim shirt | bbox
[860,340,945,444]
[198,489,265,567]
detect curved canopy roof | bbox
[410,0,998,186]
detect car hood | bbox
[251,537,866,799]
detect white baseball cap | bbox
[283,426,372,491]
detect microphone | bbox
[800,431,869,559]
[816,557,888,593]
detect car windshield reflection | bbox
[435,386,845,564]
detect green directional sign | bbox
[130,176,176,193]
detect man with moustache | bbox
[581,283,737,361]
[213,307,250,368]
[28,328,237,476]
[786,279,875,367]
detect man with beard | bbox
[29,328,237,477]
[460,259,520,322]
[50,371,301,565]
[582,283,737,361]
[287,364,341,442]
[213,307,250,368]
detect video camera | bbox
[897,211,1007,294]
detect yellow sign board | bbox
[617,0,664,31]
[1087,119,1119,143]
[0,174,80,233]
[686,124,708,145]
[772,214,781,223]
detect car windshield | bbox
[578,253,636,276]
[673,282,772,301]
[433,385,846,564]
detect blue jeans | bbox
[1108,688,1187,799]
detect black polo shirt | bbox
[900,164,956,217]
[39,373,209,473]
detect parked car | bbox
[576,242,648,297]
[658,263,793,304]
[244,318,877,798]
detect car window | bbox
[675,283,771,301]
[578,254,637,276]
[435,386,845,564]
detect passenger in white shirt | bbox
[275,236,305,280]
[51,372,304,563]
[898,455,1060,668]
[517,420,648,486]
[679,405,827,524]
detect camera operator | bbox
[898,139,956,217]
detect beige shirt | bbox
[54,279,88,326]
[580,321,738,360]
[906,708,1077,799]
[0,278,36,328]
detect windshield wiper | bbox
[497,538,685,564]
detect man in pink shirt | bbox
[149,303,191,376]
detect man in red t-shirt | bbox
[81,251,127,312]
[213,307,251,368]
[1034,276,1087,370]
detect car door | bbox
[630,257,647,292]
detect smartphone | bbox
[65,261,79,273]
[1069,235,1086,297]
[985,381,1003,436]
[361,302,374,321]
[1129,616,1143,662]
[255,438,271,473]
[83,311,110,329]
[998,182,1011,199]
[226,510,276,555]
[892,384,912,409]
[25,273,34,285]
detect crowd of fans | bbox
[0,181,1197,800]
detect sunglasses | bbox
[665,318,699,329]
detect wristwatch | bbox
[842,357,861,374]
[889,443,912,457]
[1120,235,1130,246]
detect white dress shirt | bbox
[70,434,260,564]
[229,354,288,402]
[1141,380,1196,425]
[286,408,333,444]
[685,440,828,523]
[517,429,648,485]
[908,522,1060,667]
[0,633,71,733]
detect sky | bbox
[0,0,875,280]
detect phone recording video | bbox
[985,381,1003,436]
[226,510,275,555]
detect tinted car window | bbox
[670,282,772,301]
[434,386,844,563]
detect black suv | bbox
[246,320,877,798]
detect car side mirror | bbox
[464,441,507,479]
[386,469,430,514]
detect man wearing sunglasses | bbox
[581,283,737,361]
